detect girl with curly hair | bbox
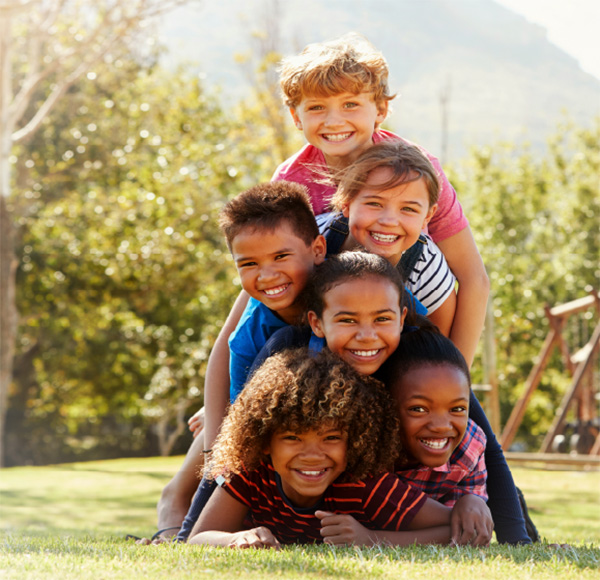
[188,347,452,548]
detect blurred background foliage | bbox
[5,49,599,465]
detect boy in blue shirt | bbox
[153,181,327,540]
[218,181,326,402]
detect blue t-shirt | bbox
[228,298,288,402]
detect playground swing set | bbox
[497,290,600,466]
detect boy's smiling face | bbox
[265,425,348,508]
[392,364,469,468]
[290,91,387,170]
[231,221,326,324]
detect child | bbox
[382,328,494,546]
[320,139,457,336]
[156,181,326,539]
[217,181,327,402]
[274,32,489,366]
[188,347,453,548]
[253,252,531,545]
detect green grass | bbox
[1,457,599,579]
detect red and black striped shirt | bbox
[221,461,427,545]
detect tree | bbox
[7,55,273,463]
[0,0,194,466]
[447,118,599,447]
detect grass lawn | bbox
[1,456,598,579]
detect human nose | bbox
[355,324,377,342]
[323,107,344,127]
[257,265,277,282]
[428,413,452,432]
[299,440,325,459]
[378,207,401,227]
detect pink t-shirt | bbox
[271,129,468,243]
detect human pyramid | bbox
[139,33,535,548]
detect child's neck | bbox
[274,303,304,325]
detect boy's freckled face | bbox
[265,426,348,508]
[392,364,470,468]
[290,91,387,170]
[343,168,436,266]
[231,222,326,324]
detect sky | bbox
[495,0,600,80]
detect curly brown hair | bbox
[206,347,401,482]
[278,33,395,112]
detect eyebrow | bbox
[362,193,425,208]
[333,308,396,317]
[405,395,469,404]
[234,247,295,263]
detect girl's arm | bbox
[316,508,451,546]
[188,486,280,549]
[437,227,489,367]
[426,290,457,337]
[468,391,531,544]
[204,290,249,449]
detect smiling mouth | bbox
[321,132,353,142]
[262,283,290,297]
[370,231,401,244]
[349,348,382,358]
[295,468,330,478]
[420,438,450,450]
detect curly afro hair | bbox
[206,347,401,482]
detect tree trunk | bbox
[0,195,17,468]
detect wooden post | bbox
[540,321,600,453]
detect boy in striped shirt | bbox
[188,348,454,548]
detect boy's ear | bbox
[341,204,350,218]
[307,311,325,338]
[423,203,438,227]
[312,235,327,264]
[289,108,302,130]
[375,100,389,125]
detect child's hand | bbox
[228,526,281,550]
[187,407,205,438]
[450,494,493,546]
[316,510,376,546]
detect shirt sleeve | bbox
[421,151,469,243]
[361,473,427,531]
[469,391,531,544]
[406,235,456,314]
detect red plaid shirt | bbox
[396,419,487,507]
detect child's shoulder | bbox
[272,143,325,181]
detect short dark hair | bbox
[379,327,471,389]
[219,181,319,249]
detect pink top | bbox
[272,129,468,243]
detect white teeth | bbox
[323,132,352,142]
[263,284,288,296]
[351,349,380,357]
[421,438,448,449]
[299,470,324,476]
[371,232,399,243]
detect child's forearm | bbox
[204,291,249,448]
[437,228,489,367]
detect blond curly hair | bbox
[278,32,395,111]
[206,347,401,482]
